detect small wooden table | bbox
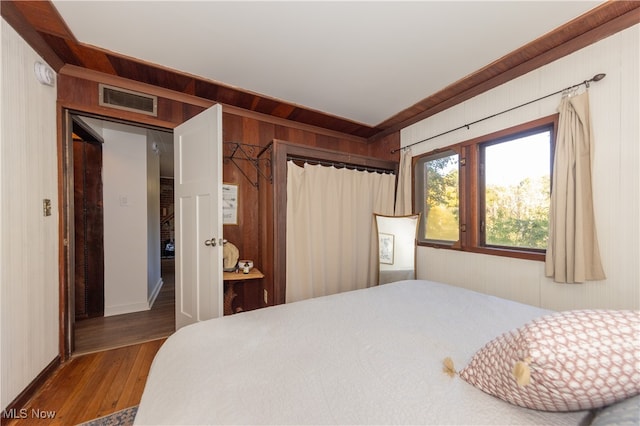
[223,268,264,315]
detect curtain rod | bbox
[392,73,606,154]
[288,156,395,175]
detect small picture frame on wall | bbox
[379,233,395,265]
[222,183,238,225]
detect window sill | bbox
[417,242,545,262]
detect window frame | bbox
[413,148,462,248]
[413,114,558,261]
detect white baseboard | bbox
[104,301,150,317]
[148,277,164,308]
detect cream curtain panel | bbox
[395,148,413,215]
[545,91,605,283]
[286,162,395,303]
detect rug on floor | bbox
[76,406,137,426]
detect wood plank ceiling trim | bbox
[372,1,640,141]
[58,64,371,144]
[3,0,639,141]
[0,0,66,70]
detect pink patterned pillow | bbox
[459,310,640,411]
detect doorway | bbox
[73,260,175,354]
[64,112,176,355]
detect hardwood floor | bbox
[2,261,175,425]
[74,259,175,355]
[2,339,165,426]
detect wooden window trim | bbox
[414,114,558,262]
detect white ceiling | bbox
[51,0,602,127]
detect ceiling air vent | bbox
[99,84,158,116]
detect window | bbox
[414,115,557,260]
[481,129,551,251]
[414,150,460,245]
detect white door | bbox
[174,104,223,330]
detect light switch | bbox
[43,199,52,216]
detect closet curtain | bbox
[286,161,395,303]
[545,91,605,283]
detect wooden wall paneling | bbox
[239,116,262,261]
[57,74,206,130]
[258,120,277,147]
[222,114,263,312]
[255,125,277,308]
[366,131,400,162]
[58,76,97,108]
[314,133,339,152]
[275,126,305,146]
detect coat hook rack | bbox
[223,142,271,188]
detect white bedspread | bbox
[135,280,590,425]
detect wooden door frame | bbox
[55,68,215,359]
[258,140,399,306]
[58,107,177,360]
[59,112,107,357]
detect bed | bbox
[134,280,636,425]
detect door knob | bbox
[204,238,217,247]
